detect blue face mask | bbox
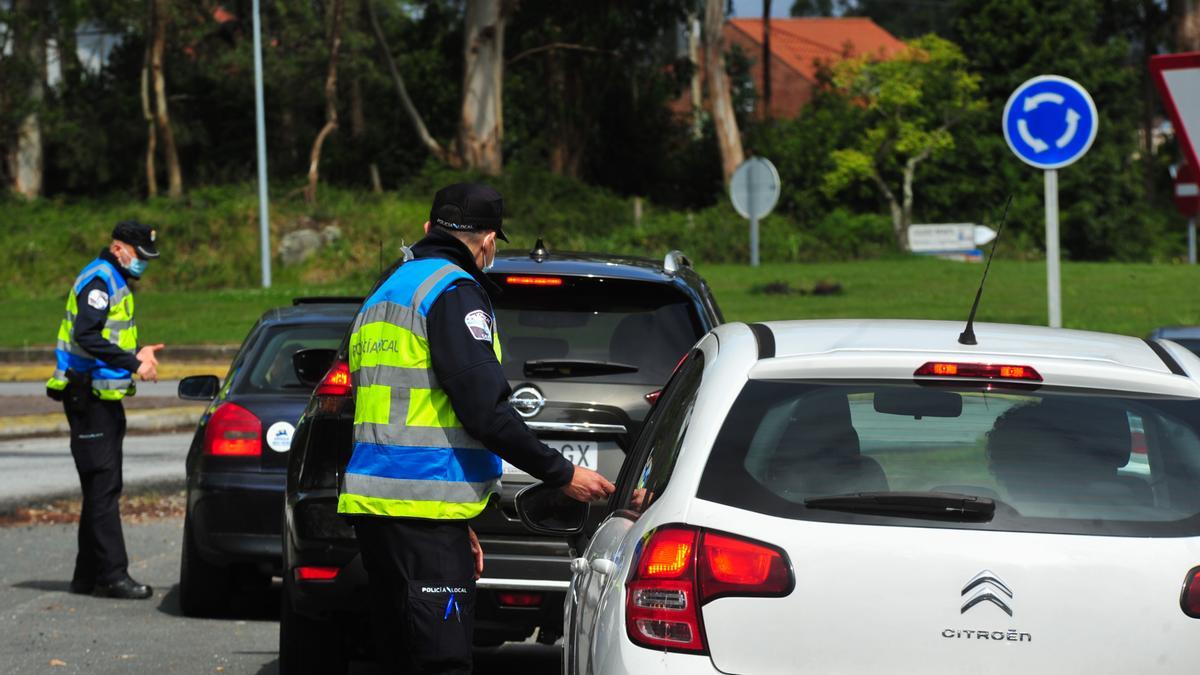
[125,257,149,278]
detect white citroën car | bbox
[519,319,1200,674]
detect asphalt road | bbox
[0,517,559,674]
[0,433,192,509]
[0,381,183,398]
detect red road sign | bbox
[1150,52,1200,182]
[1176,161,1199,217]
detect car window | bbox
[699,380,1200,537]
[616,350,705,515]
[491,277,704,386]
[1169,338,1200,358]
[236,324,347,395]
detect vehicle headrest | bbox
[776,394,861,460]
[988,400,1133,470]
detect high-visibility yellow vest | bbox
[46,258,137,401]
[337,259,504,520]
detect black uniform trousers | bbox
[63,395,129,586]
[352,516,476,675]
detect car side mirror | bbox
[293,348,338,387]
[514,483,590,536]
[178,375,220,401]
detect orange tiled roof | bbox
[727,17,906,82]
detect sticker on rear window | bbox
[464,310,493,342]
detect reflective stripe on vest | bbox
[337,259,503,520]
[46,258,137,400]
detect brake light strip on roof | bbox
[914,362,1043,382]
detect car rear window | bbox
[236,323,347,395]
[698,380,1200,537]
[1169,338,1200,358]
[491,277,704,386]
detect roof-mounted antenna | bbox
[958,195,1013,346]
[530,238,548,262]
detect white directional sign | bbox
[908,224,997,253]
[1003,75,1098,170]
[729,157,781,267]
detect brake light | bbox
[1182,567,1200,618]
[505,275,563,286]
[644,390,662,405]
[204,402,262,456]
[914,362,1042,382]
[294,566,339,582]
[316,360,351,396]
[497,592,543,607]
[625,526,793,654]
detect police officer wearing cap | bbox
[46,221,165,600]
[339,183,615,673]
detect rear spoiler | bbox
[292,296,365,306]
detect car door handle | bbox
[571,557,590,575]
[589,557,616,576]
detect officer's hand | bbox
[468,526,484,580]
[136,359,159,382]
[137,344,165,365]
[560,466,615,503]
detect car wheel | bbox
[280,576,347,675]
[179,516,231,617]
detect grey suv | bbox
[280,245,722,671]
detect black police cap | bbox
[112,220,160,259]
[429,183,508,242]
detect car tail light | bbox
[204,402,262,456]
[625,526,793,654]
[505,275,563,286]
[914,362,1043,382]
[645,390,663,405]
[497,592,543,607]
[1182,567,1200,618]
[316,360,351,396]
[294,566,339,582]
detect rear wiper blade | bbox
[804,492,995,522]
[524,359,639,378]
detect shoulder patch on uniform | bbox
[464,309,493,342]
[87,289,109,310]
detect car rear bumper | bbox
[189,470,286,568]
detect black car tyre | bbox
[179,516,232,617]
[280,576,347,675]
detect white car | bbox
[517,319,1200,674]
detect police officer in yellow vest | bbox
[46,221,164,600]
[339,184,614,673]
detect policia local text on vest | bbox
[45,221,163,601]
[333,184,613,675]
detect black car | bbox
[280,247,722,671]
[176,298,357,617]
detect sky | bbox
[731,0,796,18]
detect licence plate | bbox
[503,439,608,475]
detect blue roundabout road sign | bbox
[1002,75,1098,169]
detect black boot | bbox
[93,576,153,600]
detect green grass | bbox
[4,257,1197,349]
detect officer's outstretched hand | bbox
[136,343,165,382]
[560,466,615,503]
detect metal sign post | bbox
[1170,161,1199,264]
[1003,75,1098,329]
[252,0,272,288]
[729,157,781,267]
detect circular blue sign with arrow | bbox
[1002,75,1098,170]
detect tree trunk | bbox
[304,0,345,205]
[1178,0,1200,50]
[56,2,83,91]
[8,0,46,200]
[870,170,905,251]
[547,47,584,178]
[459,0,505,175]
[688,14,703,139]
[150,0,182,199]
[350,75,382,191]
[762,0,772,119]
[364,0,453,164]
[141,40,158,198]
[704,0,745,185]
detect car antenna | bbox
[958,195,1013,346]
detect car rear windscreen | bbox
[492,278,704,386]
[1170,338,1200,358]
[236,324,347,395]
[698,381,1200,537]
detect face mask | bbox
[122,253,148,278]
